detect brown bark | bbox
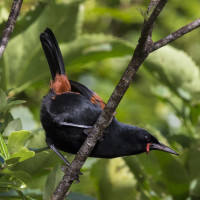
[0,0,23,58]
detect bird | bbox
[40,28,178,167]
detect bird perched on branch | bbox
[40,28,178,166]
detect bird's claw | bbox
[61,165,69,173]
[61,165,83,183]
[72,176,80,183]
[83,128,91,136]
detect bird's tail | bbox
[40,28,65,80]
[40,28,71,94]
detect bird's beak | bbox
[149,143,179,155]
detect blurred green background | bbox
[0,0,200,199]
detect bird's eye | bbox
[144,134,150,142]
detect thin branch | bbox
[50,0,168,199]
[147,0,160,13]
[151,18,200,52]
[136,0,168,57]
[0,0,23,59]
[140,0,168,40]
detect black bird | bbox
[40,28,178,166]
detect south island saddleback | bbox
[40,28,178,167]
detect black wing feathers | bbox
[70,80,95,100]
[70,80,105,109]
[40,28,65,80]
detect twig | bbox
[50,0,168,199]
[151,18,200,52]
[0,0,23,59]
[147,0,160,13]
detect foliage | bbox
[0,0,200,199]
[0,89,35,198]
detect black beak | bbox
[150,143,179,155]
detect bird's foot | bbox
[61,166,83,183]
[83,128,91,136]
[61,165,69,173]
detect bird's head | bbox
[131,127,179,156]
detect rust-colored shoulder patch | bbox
[50,74,71,95]
[90,92,106,109]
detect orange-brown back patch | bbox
[90,93,106,109]
[50,74,71,94]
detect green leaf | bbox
[2,168,32,183]
[0,111,14,135]
[2,100,25,112]
[5,157,20,166]
[9,149,64,191]
[7,130,30,154]
[10,106,36,131]
[43,164,64,200]
[146,46,200,101]
[11,150,64,177]
[2,118,22,136]
[8,148,35,163]
[0,133,10,160]
[0,174,26,190]
[26,129,46,149]
[0,88,7,112]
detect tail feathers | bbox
[40,28,65,80]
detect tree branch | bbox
[0,0,23,59]
[151,18,200,52]
[50,0,168,199]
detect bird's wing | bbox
[70,80,106,110]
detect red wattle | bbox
[146,143,151,154]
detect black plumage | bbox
[40,28,178,165]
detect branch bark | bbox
[151,18,200,52]
[51,1,200,199]
[0,0,23,59]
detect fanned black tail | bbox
[40,28,65,80]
